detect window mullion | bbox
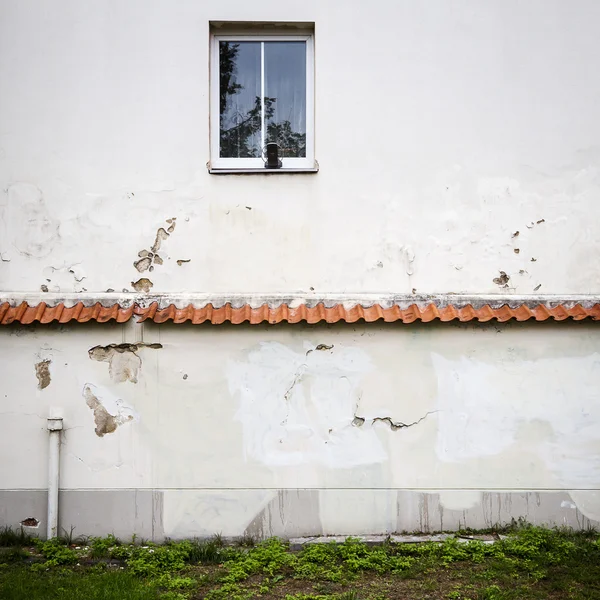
[260,41,265,156]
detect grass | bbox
[0,526,34,547]
[0,525,599,599]
[0,567,160,600]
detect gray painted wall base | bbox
[0,490,596,541]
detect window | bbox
[210,28,315,172]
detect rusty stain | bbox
[513,249,520,254]
[176,259,191,266]
[493,271,510,287]
[511,231,519,238]
[35,359,51,389]
[83,384,131,437]
[2,299,600,325]
[131,278,153,293]
[20,517,39,527]
[315,344,334,351]
[88,342,162,383]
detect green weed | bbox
[35,538,78,566]
[0,526,34,547]
[90,534,121,558]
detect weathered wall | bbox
[1,1,600,538]
[1,0,600,294]
[1,320,599,539]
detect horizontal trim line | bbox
[1,293,599,325]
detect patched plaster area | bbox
[433,352,600,491]
[228,341,402,468]
[82,383,138,437]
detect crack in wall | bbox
[353,410,438,431]
[283,365,306,403]
[280,364,307,426]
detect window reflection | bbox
[219,41,307,159]
[219,42,261,158]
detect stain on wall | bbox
[34,359,51,389]
[7,184,59,259]
[88,342,162,383]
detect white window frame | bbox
[210,33,315,171]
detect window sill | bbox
[208,164,319,175]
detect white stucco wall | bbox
[1,320,600,538]
[1,0,600,294]
[1,1,600,538]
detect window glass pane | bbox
[219,41,261,158]
[264,42,306,158]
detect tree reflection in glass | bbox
[219,41,307,159]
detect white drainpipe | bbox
[47,415,63,539]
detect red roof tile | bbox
[1,294,599,325]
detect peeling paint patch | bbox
[20,517,39,527]
[151,228,170,253]
[316,344,334,351]
[134,257,152,272]
[40,264,87,293]
[493,271,510,287]
[88,342,162,383]
[134,218,177,272]
[176,259,191,266]
[131,278,153,293]
[83,383,138,437]
[34,359,51,389]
